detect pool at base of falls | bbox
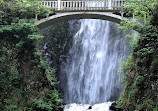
[64,102,113,111]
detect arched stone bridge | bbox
[35,0,125,29]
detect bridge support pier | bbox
[35,14,38,22]
[133,13,135,19]
[108,0,112,9]
[121,12,124,18]
[58,0,61,10]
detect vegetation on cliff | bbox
[39,20,79,93]
[116,0,158,110]
[0,0,62,110]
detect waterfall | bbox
[61,19,130,109]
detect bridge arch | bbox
[35,12,123,29]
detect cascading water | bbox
[62,19,130,110]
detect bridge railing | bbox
[41,0,125,11]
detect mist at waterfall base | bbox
[60,19,131,111]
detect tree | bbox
[119,0,158,32]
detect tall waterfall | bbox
[62,19,130,106]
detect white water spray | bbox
[62,19,130,110]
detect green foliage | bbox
[46,67,57,86]
[0,19,44,59]
[136,99,158,111]
[116,0,158,110]
[31,90,62,111]
[118,25,158,110]
[0,0,51,25]
[120,54,136,76]
[32,99,53,111]
[118,0,158,38]
[0,0,62,110]
[0,0,4,19]
[17,0,50,16]
[135,75,145,85]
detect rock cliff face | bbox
[39,20,80,93]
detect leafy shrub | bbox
[135,75,145,86]
[31,90,62,111]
